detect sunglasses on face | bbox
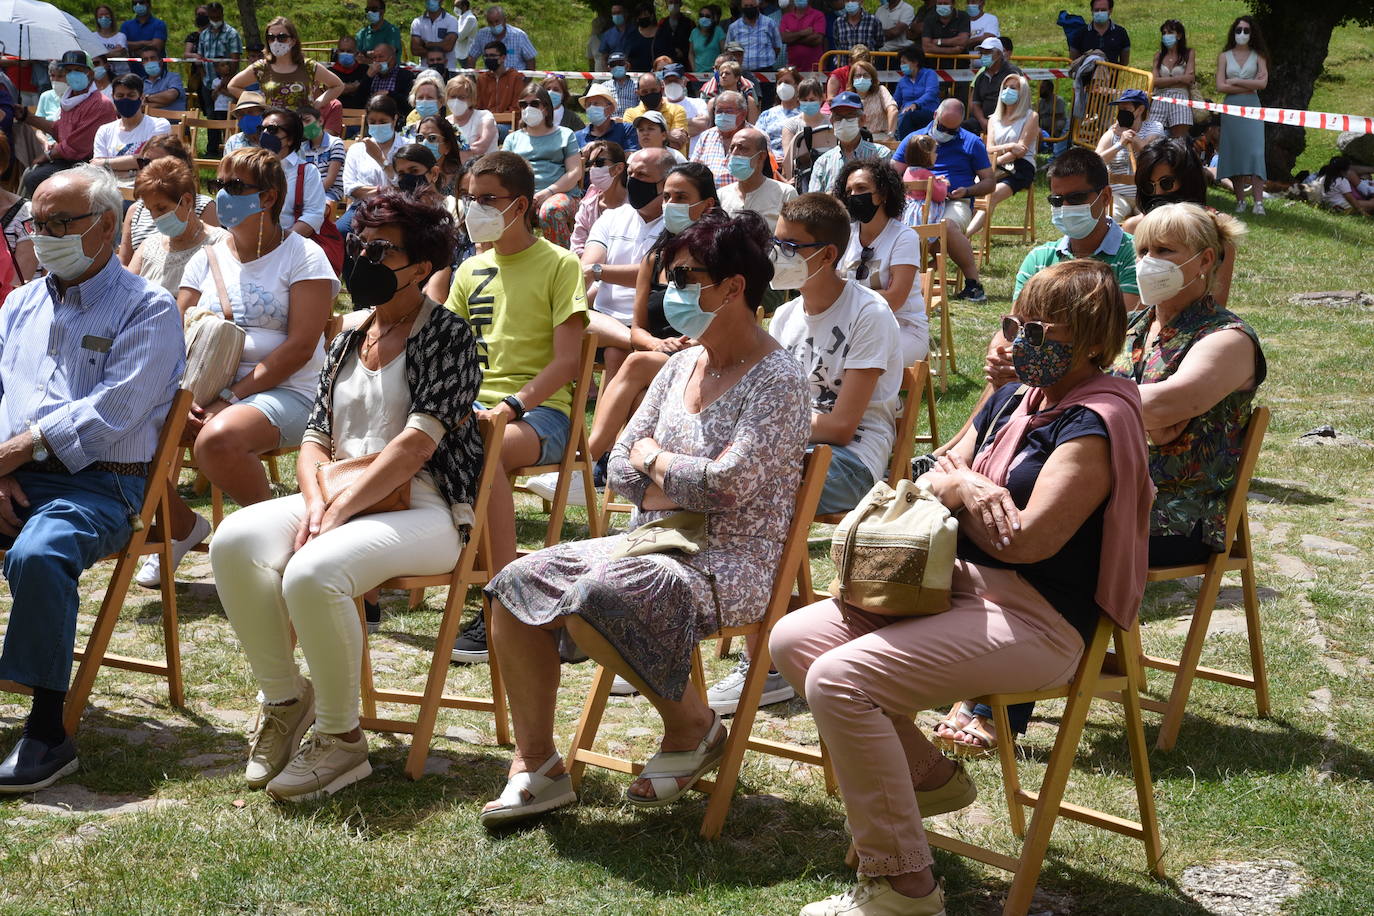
[587,157,617,167]
[770,236,828,259]
[346,233,406,263]
[266,32,290,41]
[667,265,712,289]
[261,123,286,135]
[1002,315,1061,348]
[207,177,261,195]
[418,133,443,144]
[1234,27,1250,35]
[1046,187,1104,208]
[1145,175,1179,195]
[517,99,544,109]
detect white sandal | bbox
[479,752,577,828]
[624,712,727,808]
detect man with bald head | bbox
[0,166,184,793]
[622,71,688,150]
[892,97,994,300]
[720,126,797,229]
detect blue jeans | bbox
[814,443,875,517]
[896,106,935,142]
[0,470,144,692]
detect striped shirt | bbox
[0,254,184,470]
[1013,221,1139,300]
[472,24,537,69]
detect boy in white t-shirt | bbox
[706,192,904,716]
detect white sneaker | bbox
[134,512,211,588]
[1234,199,1248,213]
[706,658,796,716]
[522,472,587,507]
[1251,202,1266,216]
[265,731,371,802]
[610,675,639,696]
[244,679,316,789]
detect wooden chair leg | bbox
[1001,634,1109,916]
[923,370,940,447]
[408,588,424,609]
[701,634,773,839]
[1240,556,1270,717]
[716,635,733,658]
[691,646,708,702]
[405,579,471,780]
[819,738,839,795]
[991,701,1024,837]
[578,439,604,539]
[567,664,616,791]
[356,599,379,721]
[157,531,184,708]
[1155,567,1224,751]
[64,552,142,735]
[1116,628,1166,878]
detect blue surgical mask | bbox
[612,64,627,79]
[153,200,189,238]
[663,201,696,234]
[1050,195,1101,240]
[238,113,262,134]
[378,61,391,74]
[844,1,860,14]
[714,112,738,132]
[424,140,442,158]
[1161,33,1177,48]
[800,100,821,117]
[133,2,148,14]
[367,9,381,23]
[967,3,980,15]
[698,15,712,28]
[98,15,113,27]
[92,66,106,81]
[548,89,563,108]
[979,54,993,69]
[215,188,264,229]
[66,70,90,92]
[612,13,625,25]
[899,63,911,76]
[1092,9,1109,24]
[935,3,952,15]
[416,99,440,118]
[727,153,756,181]
[999,87,1019,106]
[586,104,607,125]
[144,60,162,78]
[663,281,717,339]
[337,51,356,67]
[795,0,808,7]
[426,0,440,10]
[854,77,872,93]
[370,122,395,143]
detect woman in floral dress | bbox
[479,211,810,827]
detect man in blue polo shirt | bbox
[121,0,167,58]
[891,97,993,301]
[575,83,640,152]
[1070,0,1130,67]
[139,47,185,111]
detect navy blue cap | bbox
[1110,88,1150,106]
[830,90,863,110]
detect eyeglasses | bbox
[1001,314,1061,348]
[266,32,291,41]
[207,177,261,195]
[853,245,875,281]
[770,236,829,259]
[1145,175,1179,195]
[31,210,96,238]
[667,265,712,289]
[346,233,407,263]
[457,193,516,208]
[517,99,543,109]
[1046,187,1104,208]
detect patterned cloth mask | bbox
[1011,333,1075,388]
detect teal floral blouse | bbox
[1110,296,1266,551]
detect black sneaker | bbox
[956,281,987,303]
[0,735,78,794]
[364,599,381,634]
[592,454,609,489]
[451,612,488,664]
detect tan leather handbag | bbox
[182,246,246,407]
[315,453,412,515]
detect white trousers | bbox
[209,483,463,732]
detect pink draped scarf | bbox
[972,375,1154,629]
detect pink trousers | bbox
[769,560,1085,876]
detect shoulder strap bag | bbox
[181,245,247,408]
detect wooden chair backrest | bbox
[887,362,928,486]
[1217,405,1270,558]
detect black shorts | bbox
[997,158,1036,194]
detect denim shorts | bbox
[477,402,571,466]
[814,443,876,517]
[240,387,315,448]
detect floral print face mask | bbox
[1011,334,1075,388]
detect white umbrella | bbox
[0,0,111,62]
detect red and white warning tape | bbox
[1153,94,1374,135]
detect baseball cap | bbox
[581,83,617,104]
[1110,88,1150,106]
[977,36,1004,52]
[59,50,92,69]
[232,90,267,114]
[723,40,744,53]
[633,110,667,129]
[830,90,863,111]
[660,62,685,80]
[608,51,628,65]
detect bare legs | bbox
[587,350,669,457]
[964,181,1015,237]
[170,404,282,540]
[489,421,543,574]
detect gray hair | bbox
[714,90,745,111]
[630,146,676,178]
[65,164,124,222]
[48,59,65,78]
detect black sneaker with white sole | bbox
[955,280,987,302]
[364,600,381,634]
[451,612,489,664]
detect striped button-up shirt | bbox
[471,24,537,69]
[196,23,243,82]
[832,12,885,52]
[726,16,782,71]
[0,253,184,471]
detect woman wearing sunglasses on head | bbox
[772,258,1153,916]
[211,190,482,801]
[138,149,337,590]
[500,85,584,249]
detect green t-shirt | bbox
[355,21,404,54]
[445,237,588,418]
[1013,223,1139,301]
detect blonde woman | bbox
[401,69,447,135]
[849,59,897,142]
[445,74,497,159]
[967,73,1039,236]
[227,17,342,113]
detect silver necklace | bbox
[705,355,747,379]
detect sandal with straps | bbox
[931,700,976,752]
[950,715,1000,759]
[624,712,727,808]
[479,752,577,828]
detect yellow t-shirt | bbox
[621,100,688,133]
[445,237,588,418]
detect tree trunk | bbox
[236,0,261,47]
[1248,4,1345,180]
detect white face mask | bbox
[832,117,861,143]
[768,245,827,290]
[1234,31,1250,46]
[1135,250,1204,305]
[776,82,797,102]
[464,198,518,243]
[521,104,544,128]
[269,40,292,58]
[447,97,468,117]
[664,81,685,101]
[33,218,102,281]
[51,79,67,96]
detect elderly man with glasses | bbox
[0,165,184,794]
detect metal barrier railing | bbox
[1071,59,1154,149]
[816,49,899,73]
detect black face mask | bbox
[626,175,660,210]
[195,13,210,27]
[397,172,430,194]
[346,256,412,310]
[743,5,759,18]
[844,191,880,224]
[637,15,653,26]
[258,130,283,154]
[639,91,662,110]
[483,56,501,71]
[1116,108,1135,129]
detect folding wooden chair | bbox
[925,616,1165,916]
[912,222,957,392]
[0,390,193,735]
[976,182,1036,267]
[566,446,832,839]
[512,331,604,547]
[149,107,194,147]
[1137,406,1271,751]
[355,414,511,779]
[185,114,237,168]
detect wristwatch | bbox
[591,263,603,281]
[643,448,665,475]
[220,387,240,404]
[29,423,48,462]
[501,394,527,420]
